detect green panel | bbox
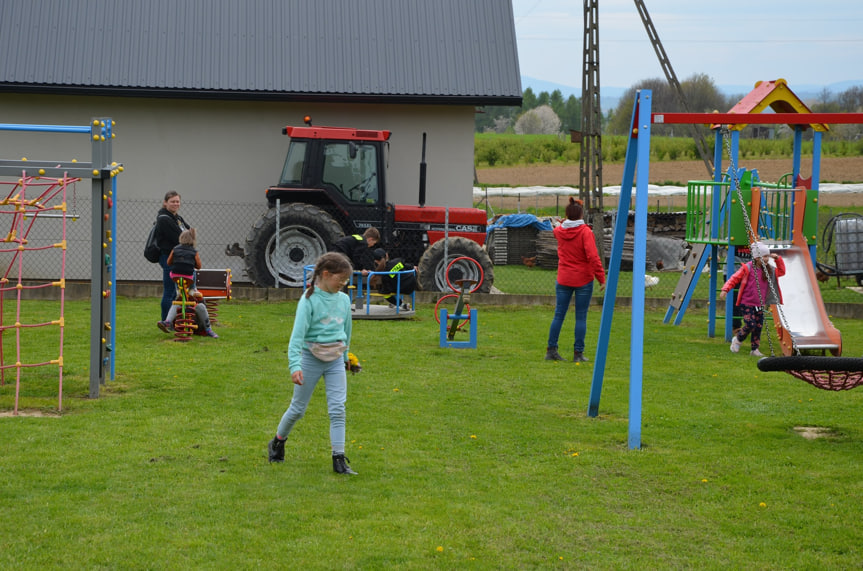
[728,188,752,245]
[686,180,732,245]
[802,189,819,245]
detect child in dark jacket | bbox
[167,228,201,282]
[158,229,218,338]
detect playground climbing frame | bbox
[0,118,123,411]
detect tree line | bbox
[477,74,863,141]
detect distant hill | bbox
[521,75,863,111]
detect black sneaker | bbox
[573,351,589,363]
[268,436,285,463]
[332,453,357,475]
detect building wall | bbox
[0,94,476,208]
[0,94,479,282]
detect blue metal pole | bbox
[792,127,803,187]
[628,90,652,450]
[0,123,91,134]
[110,175,117,380]
[811,131,822,189]
[588,90,647,418]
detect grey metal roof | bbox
[0,0,522,105]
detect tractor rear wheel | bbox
[417,236,494,293]
[244,203,343,287]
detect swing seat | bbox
[757,356,863,391]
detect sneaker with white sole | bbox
[750,349,765,357]
[730,336,741,353]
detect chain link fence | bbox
[1,191,858,304]
[0,195,265,284]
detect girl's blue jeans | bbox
[547,281,594,353]
[276,350,348,453]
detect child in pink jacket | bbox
[720,242,785,357]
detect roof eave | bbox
[0,84,522,107]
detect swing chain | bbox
[721,129,798,356]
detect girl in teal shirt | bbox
[268,252,357,475]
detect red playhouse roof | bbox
[720,79,829,132]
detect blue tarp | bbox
[486,213,553,237]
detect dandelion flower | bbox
[470,435,477,439]
[759,502,767,508]
[436,546,444,553]
[701,478,708,483]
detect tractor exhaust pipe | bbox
[418,132,427,207]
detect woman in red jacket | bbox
[545,198,606,362]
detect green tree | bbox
[549,89,565,117]
[607,78,676,135]
[680,73,727,113]
[536,91,550,108]
[560,95,581,132]
[837,86,863,112]
[522,87,537,110]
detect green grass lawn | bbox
[2,298,862,568]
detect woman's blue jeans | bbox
[547,281,594,353]
[159,254,175,320]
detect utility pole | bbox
[580,0,605,261]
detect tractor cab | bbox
[267,119,391,213]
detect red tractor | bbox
[234,118,494,293]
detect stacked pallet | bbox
[536,230,558,269]
[488,228,509,265]
[603,230,635,270]
[504,226,539,265]
[488,226,540,266]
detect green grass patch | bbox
[1,299,862,567]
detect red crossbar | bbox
[651,113,863,125]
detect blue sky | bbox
[512,0,863,95]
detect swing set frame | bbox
[590,89,863,449]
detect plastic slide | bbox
[770,244,842,356]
